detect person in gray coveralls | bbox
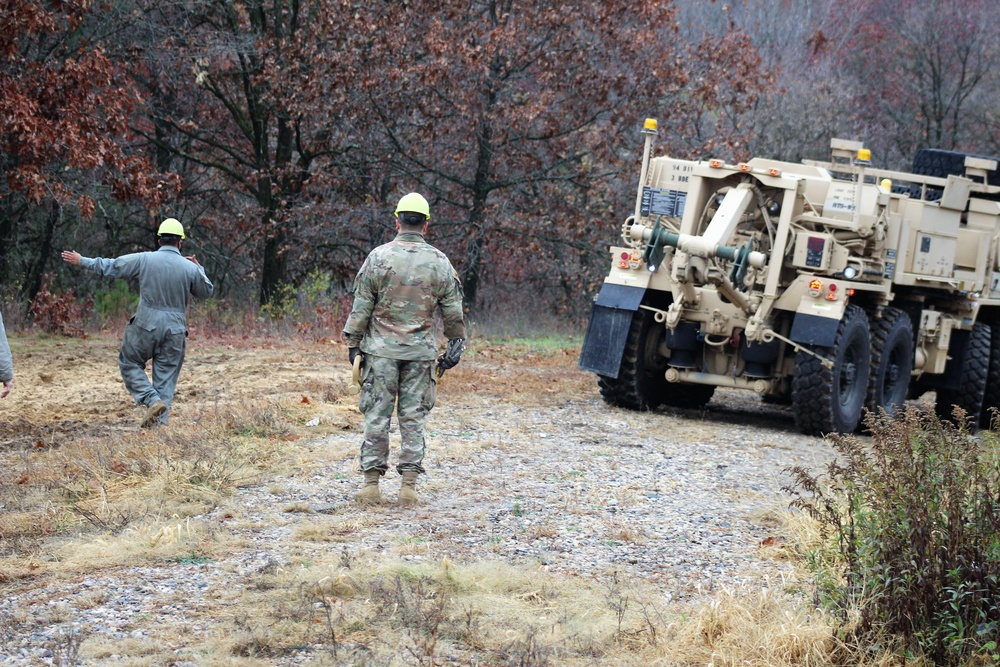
[0,310,12,399]
[61,218,214,427]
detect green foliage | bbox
[786,406,1000,665]
[94,279,137,322]
[165,552,212,565]
[260,270,351,339]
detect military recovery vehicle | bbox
[579,118,1000,435]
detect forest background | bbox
[2,0,998,328]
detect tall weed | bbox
[786,406,1000,665]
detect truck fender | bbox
[789,299,848,347]
[578,283,647,378]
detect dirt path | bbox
[0,333,837,665]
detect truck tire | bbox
[912,148,1000,185]
[912,148,969,180]
[980,323,1000,429]
[597,309,714,410]
[865,307,913,419]
[791,304,871,435]
[935,322,990,426]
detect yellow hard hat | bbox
[157,218,186,239]
[394,193,430,220]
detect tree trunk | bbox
[24,201,61,303]
[462,232,485,309]
[461,96,496,311]
[259,232,286,305]
[258,117,295,305]
[0,198,20,285]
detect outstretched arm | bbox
[60,250,141,279]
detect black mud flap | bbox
[790,312,840,347]
[578,283,646,378]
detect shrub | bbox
[94,279,137,323]
[786,406,1000,665]
[259,270,352,340]
[28,275,91,337]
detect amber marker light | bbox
[808,278,823,297]
[769,168,781,177]
[739,163,751,172]
[710,159,724,168]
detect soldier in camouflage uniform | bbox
[61,218,214,427]
[343,193,466,504]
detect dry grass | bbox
[0,333,909,666]
[0,400,289,582]
[213,549,900,667]
[662,584,835,666]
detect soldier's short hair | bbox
[399,213,426,226]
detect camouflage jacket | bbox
[343,231,466,361]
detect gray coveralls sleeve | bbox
[82,247,214,423]
[0,311,13,383]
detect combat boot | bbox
[356,470,382,503]
[398,470,419,505]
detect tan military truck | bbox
[579,119,1000,435]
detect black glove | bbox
[436,338,465,376]
[349,347,361,365]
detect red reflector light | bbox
[709,159,724,168]
[621,251,629,260]
[828,283,837,292]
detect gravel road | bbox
[0,356,841,664]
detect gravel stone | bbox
[0,386,840,664]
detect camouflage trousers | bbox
[357,355,436,475]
